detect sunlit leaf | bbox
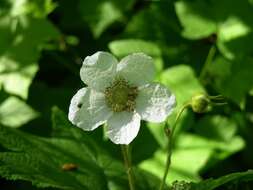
[79,0,134,37]
[109,39,163,72]
[175,0,253,59]
[0,96,38,127]
[140,132,244,184]
[175,0,217,39]
[0,14,59,98]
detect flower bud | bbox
[190,93,210,113]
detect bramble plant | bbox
[1,0,253,190]
[68,52,240,190]
[68,52,176,189]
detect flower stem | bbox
[121,145,135,190]
[199,45,216,81]
[159,103,190,190]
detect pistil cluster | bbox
[105,78,138,112]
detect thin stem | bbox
[199,45,216,80]
[209,94,224,99]
[121,145,135,190]
[211,102,228,106]
[159,103,190,190]
[209,95,225,100]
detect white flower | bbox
[68,52,176,144]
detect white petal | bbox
[136,83,176,123]
[106,112,141,144]
[68,88,88,122]
[80,52,118,91]
[68,88,113,131]
[116,53,155,86]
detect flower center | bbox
[105,78,138,112]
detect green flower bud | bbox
[191,93,210,113]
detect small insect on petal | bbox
[62,163,78,171]
[77,103,83,108]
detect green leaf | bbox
[194,115,237,142]
[0,15,12,54]
[0,15,59,98]
[175,0,217,39]
[108,39,163,72]
[175,0,253,59]
[0,0,60,98]
[190,170,253,190]
[109,39,161,58]
[250,88,253,96]
[140,132,244,184]
[207,56,253,107]
[0,96,38,128]
[25,0,57,18]
[2,0,56,18]
[0,58,38,99]
[217,17,253,60]
[79,0,133,38]
[125,1,181,43]
[194,115,245,169]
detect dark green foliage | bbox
[0,108,108,190]
[190,170,253,190]
[171,170,253,190]
[0,107,161,190]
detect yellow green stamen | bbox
[105,78,138,112]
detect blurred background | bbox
[0,0,253,189]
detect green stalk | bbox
[199,45,216,81]
[121,145,135,190]
[159,103,190,190]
